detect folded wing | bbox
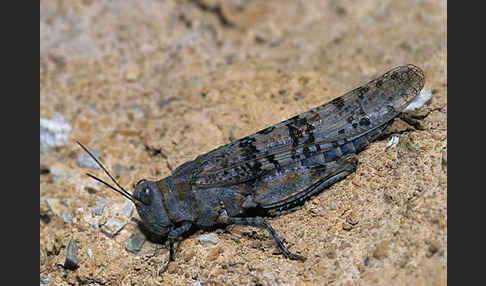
[191,65,424,188]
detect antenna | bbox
[76,141,135,204]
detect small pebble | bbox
[346,211,359,225]
[441,149,447,170]
[404,89,432,111]
[207,246,223,261]
[62,213,73,223]
[40,273,50,284]
[92,196,110,216]
[342,222,352,231]
[364,256,370,266]
[373,241,390,260]
[40,114,72,153]
[330,202,337,210]
[45,198,62,217]
[125,229,146,254]
[64,238,79,270]
[84,186,98,194]
[40,213,51,224]
[49,163,72,183]
[385,136,399,149]
[192,282,201,286]
[82,210,99,229]
[110,201,133,218]
[427,240,441,257]
[198,233,219,247]
[326,248,337,259]
[121,202,133,217]
[77,150,100,169]
[101,218,127,237]
[124,68,141,82]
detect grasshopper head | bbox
[76,141,173,238]
[133,179,172,236]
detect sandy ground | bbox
[40,0,446,285]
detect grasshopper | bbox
[78,65,424,273]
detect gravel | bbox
[40,114,71,153]
[101,218,127,237]
[198,233,219,247]
[64,238,79,270]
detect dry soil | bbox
[40,1,446,285]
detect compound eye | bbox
[140,187,152,205]
[136,179,147,186]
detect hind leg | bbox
[217,214,306,260]
[253,154,358,211]
[216,155,358,260]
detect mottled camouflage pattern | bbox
[86,65,425,273]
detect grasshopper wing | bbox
[191,65,424,188]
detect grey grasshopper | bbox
[78,64,425,273]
